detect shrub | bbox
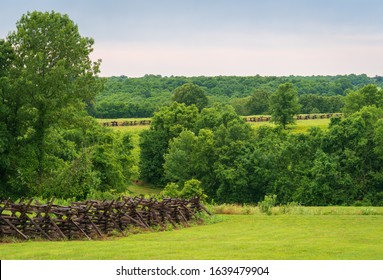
[259,194,277,215]
[180,179,207,200]
[161,182,181,198]
[161,179,207,201]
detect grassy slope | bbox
[127,184,162,195]
[1,214,382,260]
[236,118,331,133]
[3,118,376,260]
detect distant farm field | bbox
[1,210,382,260]
[98,117,331,134]
[246,118,331,133]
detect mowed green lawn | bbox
[1,214,382,260]
[3,117,375,260]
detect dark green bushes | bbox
[140,101,383,206]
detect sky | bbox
[1,0,383,77]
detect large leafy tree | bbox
[246,88,271,115]
[1,11,102,195]
[162,104,255,202]
[172,83,208,111]
[269,83,300,129]
[342,84,383,115]
[0,39,15,188]
[139,102,198,185]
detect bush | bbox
[259,194,277,215]
[180,179,207,200]
[161,179,207,201]
[161,182,181,198]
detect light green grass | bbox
[126,184,162,196]
[98,117,331,134]
[1,213,382,260]
[247,118,330,133]
[289,118,330,133]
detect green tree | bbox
[296,150,340,205]
[0,39,15,192]
[161,104,255,201]
[246,88,271,115]
[230,96,252,116]
[163,130,198,185]
[299,94,344,114]
[320,106,383,204]
[39,119,135,200]
[269,83,300,129]
[172,83,208,111]
[342,84,383,115]
[1,11,102,196]
[139,102,198,185]
[180,179,206,200]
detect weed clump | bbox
[259,194,277,215]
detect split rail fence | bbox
[0,197,210,241]
[101,113,342,127]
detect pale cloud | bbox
[3,0,383,77]
[92,30,383,77]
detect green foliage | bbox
[343,84,383,115]
[3,12,383,206]
[229,96,252,116]
[145,96,383,206]
[172,83,208,111]
[139,102,198,185]
[44,151,101,199]
[180,179,206,200]
[0,12,136,200]
[92,74,383,118]
[0,11,103,196]
[269,83,300,129]
[164,130,197,184]
[139,129,169,185]
[246,88,271,115]
[259,194,277,215]
[161,179,206,200]
[159,104,255,203]
[299,94,344,114]
[161,182,181,198]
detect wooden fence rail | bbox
[0,197,210,241]
[243,113,342,123]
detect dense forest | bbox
[1,11,383,206]
[91,74,383,118]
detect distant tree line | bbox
[90,74,383,118]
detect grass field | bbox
[1,212,382,260]
[126,183,162,196]
[247,118,330,133]
[3,116,374,260]
[100,117,331,134]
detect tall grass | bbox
[209,203,383,216]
